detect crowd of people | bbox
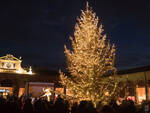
[0,95,150,113]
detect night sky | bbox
[0,0,150,71]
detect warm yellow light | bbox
[105,91,109,96]
[42,88,52,101]
[16,70,22,74]
[28,72,32,74]
[0,54,35,75]
[28,66,33,75]
[59,2,117,107]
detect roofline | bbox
[117,65,150,75]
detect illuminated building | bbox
[0,54,32,74]
[58,66,150,104]
[0,54,150,104]
[0,54,60,98]
[117,66,150,104]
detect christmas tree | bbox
[60,2,117,107]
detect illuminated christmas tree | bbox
[60,2,117,107]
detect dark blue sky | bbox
[0,0,150,71]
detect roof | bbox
[33,65,150,77]
[118,65,150,75]
[0,54,21,62]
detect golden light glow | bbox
[60,2,117,107]
[28,66,33,75]
[16,69,22,74]
[105,91,109,96]
[0,54,34,75]
[137,87,146,104]
[42,87,52,101]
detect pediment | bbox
[0,54,21,62]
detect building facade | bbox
[0,54,60,98]
[0,54,150,103]
[117,66,150,103]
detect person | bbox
[140,101,150,113]
[119,100,137,113]
[144,104,150,113]
[22,98,34,113]
[53,96,70,113]
[101,105,114,113]
[73,101,98,113]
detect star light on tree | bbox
[60,2,118,107]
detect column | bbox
[144,72,148,101]
[133,82,137,104]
